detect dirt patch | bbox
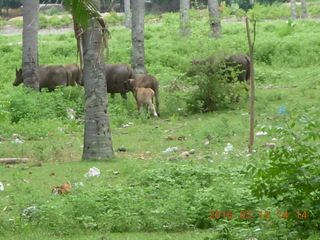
[0,23,73,36]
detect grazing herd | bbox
[13,53,251,117]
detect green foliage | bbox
[2,163,257,236]
[104,10,125,25]
[49,15,62,27]
[39,13,50,28]
[0,16,6,29]
[247,114,320,237]
[9,87,84,123]
[185,53,247,112]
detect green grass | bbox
[1,8,320,240]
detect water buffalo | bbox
[13,65,72,91]
[125,74,160,116]
[63,63,82,86]
[133,87,158,117]
[191,53,251,83]
[103,63,137,99]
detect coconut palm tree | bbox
[180,0,190,36]
[208,0,222,38]
[22,0,39,91]
[124,0,132,28]
[64,0,114,160]
[131,0,146,74]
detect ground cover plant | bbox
[0,5,320,240]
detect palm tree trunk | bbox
[82,0,114,160]
[124,0,131,28]
[180,0,190,36]
[301,0,307,18]
[131,0,146,74]
[208,0,222,38]
[290,0,297,20]
[22,0,39,91]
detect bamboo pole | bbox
[246,17,256,153]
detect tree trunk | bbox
[22,0,39,91]
[290,0,297,20]
[124,0,131,28]
[131,0,146,74]
[208,0,222,38]
[301,0,307,18]
[82,0,114,160]
[180,0,190,36]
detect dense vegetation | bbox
[0,4,320,240]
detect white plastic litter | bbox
[162,147,179,154]
[0,182,4,191]
[223,142,234,154]
[84,167,101,177]
[256,131,268,136]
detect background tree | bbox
[22,0,39,91]
[131,0,146,74]
[124,0,131,28]
[290,0,297,20]
[301,0,307,18]
[208,0,221,38]
[64,0,114,160]
[180,0,190,36]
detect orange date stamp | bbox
[208,211,307,220]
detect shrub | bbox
[185,53,248,112]
[9,87,84,123]
[247,114,320,238]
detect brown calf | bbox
[134,87,158,117]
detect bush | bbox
[185,53,248,112]
[247,114,320,238]
[9,87,84,123]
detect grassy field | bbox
[0,7,320,240]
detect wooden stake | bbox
[246,17,256,153]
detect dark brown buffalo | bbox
[103,63,137,99]
[13,65,72,91]
[63,63,82,86]
[125,74,160,116]
[191,53,251,83]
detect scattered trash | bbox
[74,182,84,187]
[162,147,179,154]
[84,167,100,177]
[136,154,151,160]
[165,136,186,141]
[165,136,175,140]
[256,131,268,136]
[145,151,151,154]
[278,106,287,116]
[66,108,75,119]
[263,142,277,147]
[204,139,210,145]
[52,181,71,195]
[117,147,127,152]
[122,122,134,128]
[12,134,23,144]
[113,171,120,175]
[22,206,37,218]
[189,149,196,154]
[181,151,190,157]
[223,142,234,154]
[0,182,4,191]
